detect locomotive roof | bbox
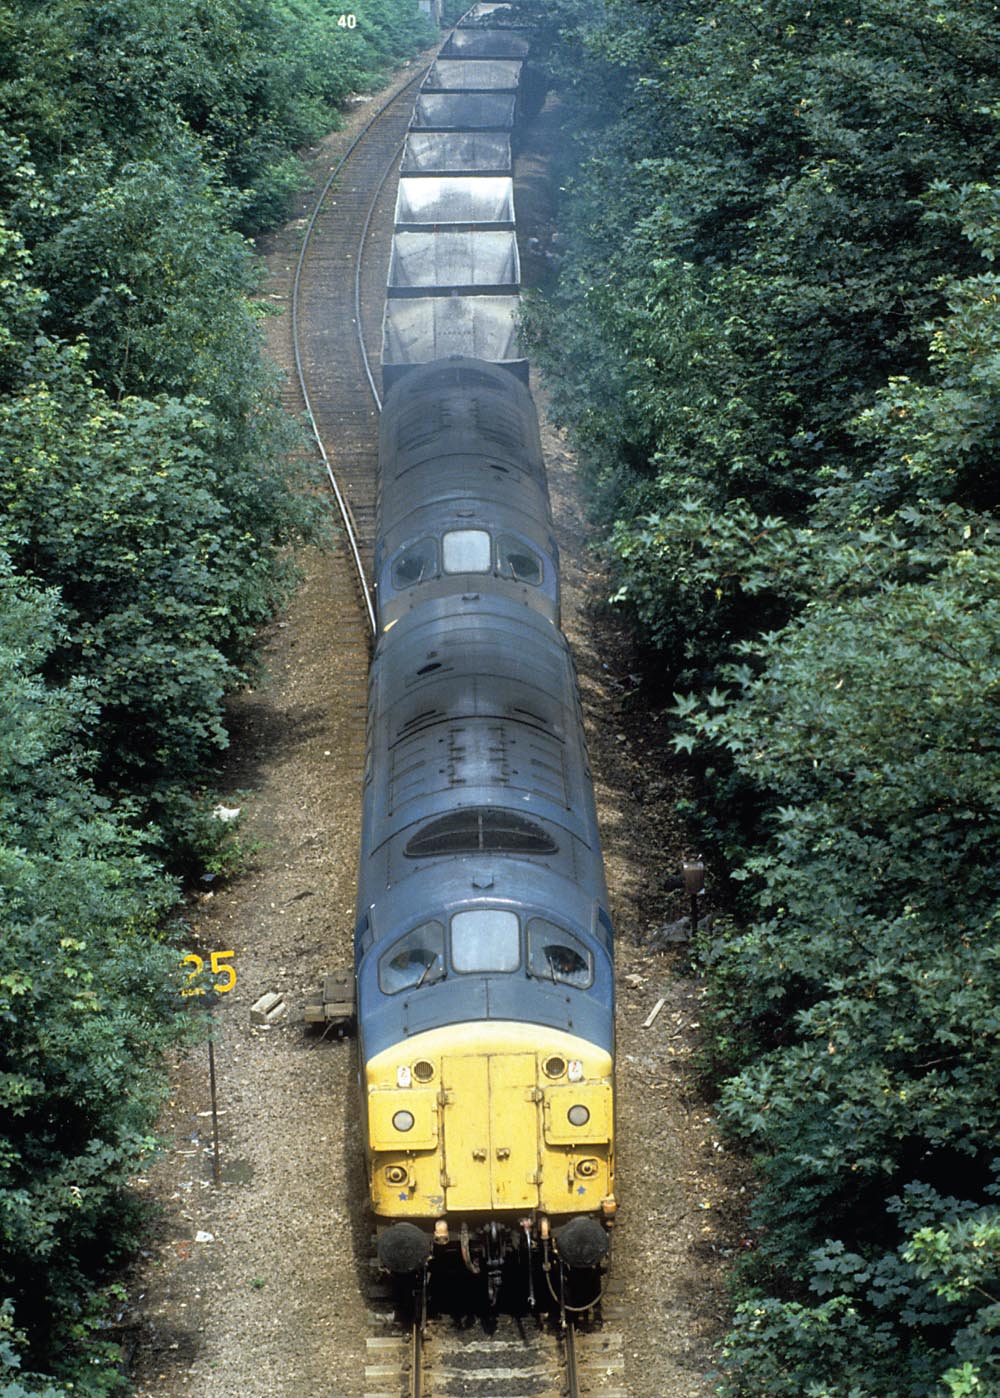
[357,851,611,959]
[367,596,577,733]
[379,358,545,494]
[363,599,598,856]
[376,473,552,548]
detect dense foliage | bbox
[1,0,431,1389]
[0,560,186,1396]
[523,1,1000,1392]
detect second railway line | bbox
[292,56,435,624]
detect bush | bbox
[0,558,192,1387]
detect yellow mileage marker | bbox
[179,950,237,1185]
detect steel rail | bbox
[563,1317,581,1398]
[354,136,407,413]
[291,64,430,638]
[410,1317,424,1398]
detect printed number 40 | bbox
[182,950,236,996]
[338,13,357,26]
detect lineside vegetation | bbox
[522,2,1000,1393]
[0,1,432,1390]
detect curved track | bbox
[292,63,434,636]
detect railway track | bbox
[362,1268,628,1398]
[365,1298,626,1398]
[292,56,436,634]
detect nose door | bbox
[441,1054,540,1212]
[489,1053,541,1209]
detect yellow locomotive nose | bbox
[365,1023,614,1225]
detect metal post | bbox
[208,1037,222,1186]
[683,859,706,938]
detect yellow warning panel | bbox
[369,1087,438,1151]
[441,1053,540,1212]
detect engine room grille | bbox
[404,807,557,857]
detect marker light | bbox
[568,1104,590,1127]
[392,1110,415,1132]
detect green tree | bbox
[526,2,1000,1389]
[0,555,187,1390]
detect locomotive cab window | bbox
[379,921,445,993]
[451,910,520,973]
[391,537,438,589]
[497,536,543,586]
[527,919,593,988]
[442,529,491,574]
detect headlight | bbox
[392,1110,415,1132]
[567,1104,590,1127]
